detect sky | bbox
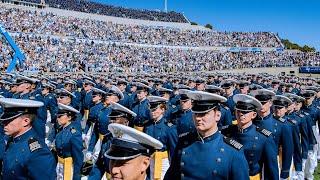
[93,0,319,51]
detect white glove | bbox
[85,152,93,161]
[296,171,304,180]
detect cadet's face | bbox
[236,110,256,126]
[3,116,30,137]
[273,106,287,117]
[109,156,150,180]
[109,117,129,126]
[41,88,49,95]
[193,109,220,133]
[17,83,30,92]
[240,86,249,94]
[224,87,233,95]
[294,102,302,111]
[83,84,92,91]
[62,96,72,104]
[196,83,205,91]
[259,101,272,114]
[57,114,71,126]
[137,91,147,101]
[180,100,192,110]
[106,95,119,105]
[131,86,137,92]
[151,106,164,120]
[92,95,102,103]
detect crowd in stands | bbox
[44,0,188,23]
[1,33,319,73]
[0,5,319,73]
[0,7,282,47]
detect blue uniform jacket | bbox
[254,113,293,178]
[221,124,279,179]
[132,98,151,126]
[144,117,178,160]
[164,131,249,180]
[55,123,84,180]
[3,128,56,180]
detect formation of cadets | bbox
[0,72,319,180]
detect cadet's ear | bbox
[252,112,257,119]
[140,156,150,172]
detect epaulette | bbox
[317,106,320,110]
[220,125,230,130]
[29,96,35,100]
[223,136,243,150]
[256,126,272,137]
[70,127,77,134]
[167,122,174,127]
[298,113,305,118]
[287,118,297,125]
[304,112,310,116]
[35,94,40,97]
[28,138,42,152]
[179,132,189,138]
[277,117,286,123]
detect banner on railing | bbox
[299,66,320,74]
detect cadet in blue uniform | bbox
[272,95,295,179]
[221,79,236,119]
[55,103,83,180]
[0,98,56,180]
[164,91,249,180]
[13,75,37,99]
[252,89,293,179]
[284,93,309,179]
[158,87,177,121]
[64,80,82,111]
[86,85,124,157]
[144,96,178,160]
[117,79,131,108]
[85,88,106,134]
[82,79,95,122]
[300,90,319,179]
[105,123,163,180]
[132,82,152,128]
[221,94,279,179]
[172,89,195,136]
[87,102,137,180]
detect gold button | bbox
[182,151,186,155]
[254,136,258,140]
[220,148,224,152]
[217,158,221,163]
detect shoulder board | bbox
[28,138,42,152]
[179,132,189,138]
[298,114,305,118]
[224,106,229,110]
[49,96,52,99]
[223,136,243,150]
[70,127,77,134]
[171,105,176,109]
[220,125,230,130]
[287,119,297,125]
[304,112,310,116]
[317,106,320,110]
[35,94,40,96]
[256,126,272,137]
[278,117,286,123]
[167,122,173,127]
[29,96,35,100]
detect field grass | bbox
[315,163,320,180]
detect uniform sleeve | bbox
[166,126,178,161]
[280,123,294,178]
[27,148,56,180]
[71,132,84,180]
[164,138,182,180]
[49,96,58,123]
[262,136,279,180]
[230,150,249,180]
[300,116,309,159]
